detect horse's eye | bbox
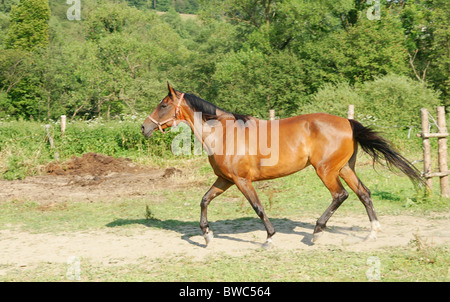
[161,103,168,109]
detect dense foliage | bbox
[0,0,447,124]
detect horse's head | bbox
[141,83,185,138]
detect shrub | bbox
[305,74,441,129]
[302,82,362,118]
[355,74,441,128]
[302,74,442,154]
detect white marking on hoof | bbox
[204,230,213,246]
[365,220,381,241]
[262,238,273,249]
[371,220,381,232]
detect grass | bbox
[0,119,448,282]
[0,116,179,179]
[1,163,448,235]
[0,160,448,282]
[1,245,448,282]
[0,156,448,234]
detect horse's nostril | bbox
[141,125,145,134]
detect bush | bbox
[302,82,362,118]
[305,74,441,128]
[302,74,442,154]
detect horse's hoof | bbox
[262,238,273,249]
[364,221,381,241]
[204,231,213,246]
[312,231,323,243]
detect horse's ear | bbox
[167,82,176,97]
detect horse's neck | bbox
[183,108,259,153]
[183,111,213,146]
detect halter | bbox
[148,93,185,133]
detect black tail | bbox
[349,119,425,187]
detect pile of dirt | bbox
[0,153,186,203]
[162,167,182,178]
[46,153,150,177]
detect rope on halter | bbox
[147,93,185,133]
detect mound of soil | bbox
[1,153,187,203]
[46,153,149,177]
[162,167,182,178]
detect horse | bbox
[141,83,424,247]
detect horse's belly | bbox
[208,153,309,181]
[255,154,310,180]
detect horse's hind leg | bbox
[200,177,233,245]
[234,177,275,248]
[313,169,349,242]
[339,165,381,241]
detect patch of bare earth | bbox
[0,153,184,204]
[0,153,448,267]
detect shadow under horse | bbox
[140,84,424,247]
[106,217,319,248]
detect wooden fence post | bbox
[347,105,354,119]
[421,108,433,190]
[61,115,66,137]
[420,107,449,197]
[270,109,275,121]
[45,124,60,161]
[437,106,449,197]
[45,125,54,149]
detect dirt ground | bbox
[0,153,449,266]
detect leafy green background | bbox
[0,0,448,121]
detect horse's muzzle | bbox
[141,123,156,138]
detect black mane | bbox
[184,93,218,116]
[183,93,251,122]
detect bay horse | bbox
[141,84,423,247]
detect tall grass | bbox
[0,115,179,179]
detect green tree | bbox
[0,11,10,48]
[425,0,449,106]
[270,0,355,51]
[212,49,307,117]
[397,0,449,105]
[153,0,171,11]
[85,1,129,40]
[0,0,19,13]
[5,0,50,51]
[0,48,33,117]
[285,3,409,93]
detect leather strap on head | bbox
[148,93,185,133]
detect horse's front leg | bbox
[200,177,233,245]
[234,177,276,248]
